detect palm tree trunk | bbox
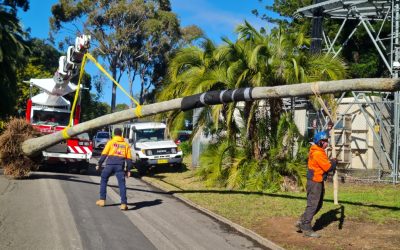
[22,78,400,157]
[268,98,283,134]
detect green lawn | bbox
[143,166,400,228]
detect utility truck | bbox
[123,122,183,175]
[25,35,93,173]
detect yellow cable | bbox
[61,126,70,139]
[85,53,142,117]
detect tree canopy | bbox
[0,0,30,118]
[254,0,388,78]
[50,0,202,111]
[157,20,346,190]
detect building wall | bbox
[292,95,393,172]
[334,96,392,171]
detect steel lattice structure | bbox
[295,0,400,183]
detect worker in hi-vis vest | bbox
[96,128,132,210]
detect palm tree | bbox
[157,39,252,143]
[214,24,345,188]
[159,21,347,191]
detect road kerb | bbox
[140,177,285,250]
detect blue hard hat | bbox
[313,131,328,144]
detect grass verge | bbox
[142,165,400,229]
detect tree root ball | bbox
[0,118,42,178]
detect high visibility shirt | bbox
[98,136,133,171]
[307,144,336,182]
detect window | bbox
[76,133,90,140]
[135,128,165,142]
[32,110,70,126]
[96,132,110,139]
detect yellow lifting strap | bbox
[62,126,70,140]
[85,53,142,116]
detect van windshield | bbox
[136,128,164,142]
[96,132,110,139]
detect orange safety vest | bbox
[99,136,132,168]
[307,144,333,182]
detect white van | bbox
[123,122,183,175]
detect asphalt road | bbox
[0,157,267,250]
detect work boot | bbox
[295,221,302,232]
[120,204,128,211]
[96,199,105,207]
[303,230,321,238]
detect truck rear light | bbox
[78,141,90,146]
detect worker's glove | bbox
[95,165,101,171]
[330,158,338,170]
[125,171,131,178]
[323,172,329,181]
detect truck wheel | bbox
[136,165,148,177]
[79,168,88,175]
[79,161,89,175]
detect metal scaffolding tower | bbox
[295,0,400,183]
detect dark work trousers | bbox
[100,164,127,204]
[300,180,325,230]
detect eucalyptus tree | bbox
[50,0,185,110]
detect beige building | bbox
[293,95,393,177]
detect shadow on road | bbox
[29,172,171,195]
[37,163,98,176]
[105,199,163,210]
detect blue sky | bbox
[18,0,277,106]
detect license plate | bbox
[157,159,168,164]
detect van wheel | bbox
[174,163,183,172]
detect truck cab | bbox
[26,100,92,172]
[123,122,183,175]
